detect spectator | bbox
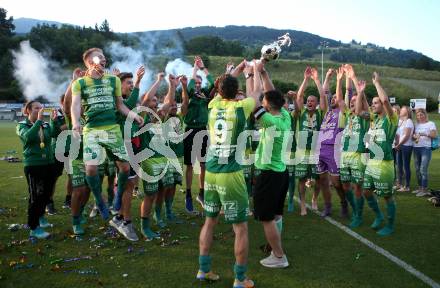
[395,106,414,192]
[413,109,437,196]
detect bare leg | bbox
[262,221,284,257]
[232,222,249,265]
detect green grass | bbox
[1,120,440,288]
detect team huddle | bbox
[17,47,401,288]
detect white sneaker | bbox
[260,252,289,268]
[416,191,430,197]
[119,222,139,242]
[109,216,123,230]
[89,205,99,218]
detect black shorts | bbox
[183,127,208,166]
[52,159,65,178]
[253,169,289,221]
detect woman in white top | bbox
[395,106,414,192]
[392,105,400,188]
[413,109,437,196]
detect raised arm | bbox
[336,66,345,109]
[258,61,275,92]
[162,74,180,116]
[296,66,312,112]
[323,68,334,96]
[311,67,327,111]
[141,72,164,106]
[355,80,368,116]
[180,75,189,116]
[124,66,145,109]
[249,60,264,107]
[372,72,393,117]
[345,68,353,107]
[243,63,254,96]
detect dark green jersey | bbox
[17,118,55,166]
[295,108,324,151]
[72,74,122,128]
[184,74,214,128]
[164,113,185,158]
[51,110,67,155]
[341,109,370,153]
[117,87,140,138]
[366,112,398,160]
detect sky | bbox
[2,0,439,60]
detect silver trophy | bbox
[260,33,292,62]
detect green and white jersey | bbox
[366,112,398,161]
[206,96,256,173]
[72,74,122,129]
[341,109,370,153]
[295,108,324,151]
[254,107,292,172]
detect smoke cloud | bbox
[12,41,70,102]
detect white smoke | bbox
[107,31,187,92]
[107,41,154,91]
[165,58,208,87]
[12,41,70,102]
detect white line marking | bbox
[295,198,440,288]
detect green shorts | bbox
[140,157,174,196]
[204,170,249,224]
[287,165,295,177]
[98,157,116,177]
[168,157,183,186]
[83,124,128,164]
[294,149,318,180]
[362,159,395,197]
[241,164,252,182]
[340,152,367,183]
[71,159,86,188]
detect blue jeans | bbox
[396,146,413,187]
[413,147,432,189]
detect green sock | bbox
[199,255,211,273]
[79,204,85,216]
[366,195,382,217]
[275,218,283,234]
[234,263,247,281]
[246,179,252,196]
[72,215,81,225]
[141,217,149,230]
[165,197,173,216]
[356,197,364,218]
[107,187,114,204]
[116,171,129,199]
[386,200,396,228]
[85,175,104,205]
[288,176,295,199]
[155,203,162,220]
[346,190,356,213]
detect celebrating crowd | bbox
[16,47,438,288]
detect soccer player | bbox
[155,75,189,224]
[316,67,349,218]
[17,101,57,239]
[108,66,145,241]
[183,56,214,212]
[197,69,255,287]
[71,48,144,221]
[339,64,370,228]
[138,72,175,239]
[292,67,326,216]
[361,72,398,236]
[251,61,290,268]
